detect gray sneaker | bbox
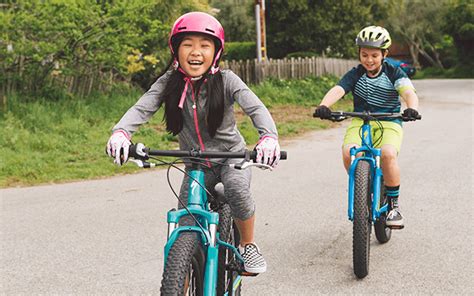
[386,208,404,229]
[238,243,267,274]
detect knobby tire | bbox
[160,232,205,296]
[353,160,372,279]
[217,203,242,296]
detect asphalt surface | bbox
[1,79,472,295]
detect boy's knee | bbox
[381,146,397,162]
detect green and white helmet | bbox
[355,26,391,49]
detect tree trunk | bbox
[415,42,442,69]
[408,43,421,69]
[425,42,445,69]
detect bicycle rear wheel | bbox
[160,232,205,296]
[352,160,372,279]
[217,203,242,296]
[374,177,392,243]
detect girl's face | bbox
[178,34,216,77]
[359,47,387,76]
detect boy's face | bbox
[178,34,216,77]
[359,47,387,75]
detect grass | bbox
[413,64,474,79]
[0,76,351,187]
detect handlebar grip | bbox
[402,114,422,122]
[249,151,288,161]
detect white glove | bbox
[255,136,280,168]
[106,130,131,166]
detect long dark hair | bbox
[160,37,225,138]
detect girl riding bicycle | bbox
[314,26,420,229]
[106,12,280,274]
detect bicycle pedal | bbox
[226,261,244,272]
[239,271,259,277]
[388,225,404,230]
[226,261,257,276]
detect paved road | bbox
[1,79,472,295]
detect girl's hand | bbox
[106,130,131,166]
[255,136,281,168]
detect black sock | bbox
[385,185,400,209]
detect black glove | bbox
[402,108,419,121]
[313,105,332,119]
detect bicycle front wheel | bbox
[161,232,205,296]
[352,160,372,279]
[217,203,242,296]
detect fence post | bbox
[290,57,294,79]
[256,59,261,84]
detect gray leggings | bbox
[178,159,254,220]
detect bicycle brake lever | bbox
[129,159,156,168]
[230,161,273,171]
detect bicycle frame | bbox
[163,167,244,296]
[128,144,286,294]
[347,120,389,223]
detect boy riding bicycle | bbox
[314,26,420,229]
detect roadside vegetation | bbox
[414,65,473,79]
[0,76,351,187]
[1,0,470,187]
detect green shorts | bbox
[343,118,404,152]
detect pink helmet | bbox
[169,12,225,73]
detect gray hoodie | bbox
[113,69,278,155]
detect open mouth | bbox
[188,60,204,66]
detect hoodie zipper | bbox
[189,82,211,167]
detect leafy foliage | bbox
[444,0,474,67]
[387,0,451,69]
[211,0,255,42]
[223,42,256,60]
[0,0,207,95]
[266,0,385,58]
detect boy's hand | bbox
[313,105,332,119]
[402,108,419,121]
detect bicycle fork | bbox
[347,147,386,222]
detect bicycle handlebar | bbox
[129,143,288,162]
[313,111,422,122]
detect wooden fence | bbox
[1,56,358,98]
[221,57,358,84]
[1,68,117,99]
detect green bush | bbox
[414,65,474,79]
[223,41,256,61]
[286,51,320,58]
[251,75,342,107]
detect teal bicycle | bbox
[313,110,421,279]
[128,143,287,295]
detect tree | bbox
[211,0,255,42]
[387,0,451,69]
[444,0,474,67]
[0,0,209,97]
[266,0,387,58]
